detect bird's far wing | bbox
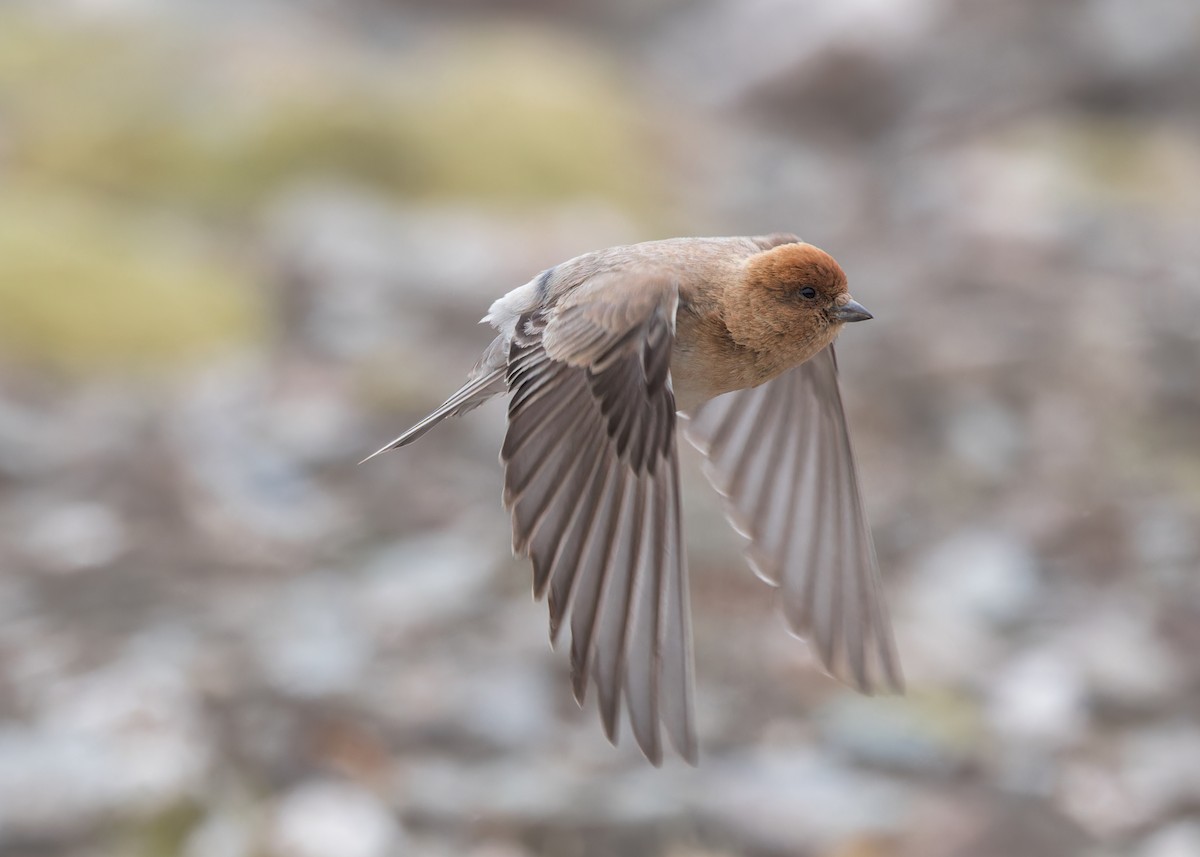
[502,272,696,765]
[682,345,903,694]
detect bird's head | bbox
[726,242,872,363]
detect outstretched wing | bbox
[682,345,903,695]
[502,271,697,765]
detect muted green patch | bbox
[393,29,656,206]
[0,12,658,374]
[0,14,660,215]
[0,185,261,372]
[818,687,984,771]
[1001,117,1200,213]
[113,800,205,857]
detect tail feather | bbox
[361,336,508,463]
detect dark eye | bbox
[798,286,817,299]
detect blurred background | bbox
[1,1,1198,855]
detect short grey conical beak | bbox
[831,299,873,322]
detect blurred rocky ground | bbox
[0,1,1198,855]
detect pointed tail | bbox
[360,366,507,463]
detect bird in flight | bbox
[364,234,902,765]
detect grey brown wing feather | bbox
[683,345,903,695]
[502,280,696,766]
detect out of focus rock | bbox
[183,809,254,857]
[986,648,1088,748]
[944,392,1025,480]
[1084,0,1200,73]
[18,501,127,573]
[452,664,557,751]
[1136,821,1200,857]
[0,398,59,479]
[170,362,347,554]
[1133,500,1197,584]
[1117,724,1200,825]
[265,376,360,466]
[0,645,210,839]
[1062,722,1200,839]
[658,0,943,107]
[251,574,375,699]
[1064,605,1185,707]
[354,529,501,642]
[1058,758,1143,839]
[901,529,1039,682]
[269,780,403,857]
[911,530,1040,628]
[265,193,637,368]
[463,841,537,857]
[817,690,982,773]
[397,757,586,824]
[696,749,908,853]
[946,794,1094,857]
[399,746,908,853]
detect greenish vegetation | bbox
[116,800,206,857]
[0,184,260,372]
[0,13,659,373]
[0,15,657,213]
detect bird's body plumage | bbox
[365,234,901,764]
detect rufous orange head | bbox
[725,242,872,366]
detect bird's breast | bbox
[670,314,780,411]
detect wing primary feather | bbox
[594,475,647,742]
[624,468,665,765]
[843,427,904,694]
[722,377,787,540]
[504,367,587,455]
[816,404,847,676]
[660,457,697,764]
[695,375,765,463]
[526,413,610,603]
[503,377,596,510]
[771,375,814,579]
[520,403,609,578]
[684,393,737,459]
[743,372,802,584]
[814,350,903,694]
[748,371,798,535]
[835,426,869,692]
[699,385,771,502]
[682,352,903,709]
[797,409,832,641]
[545,441,616,641]
[512,407,607,563]
[569,466,630,704]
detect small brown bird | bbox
[365,234,902,764]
